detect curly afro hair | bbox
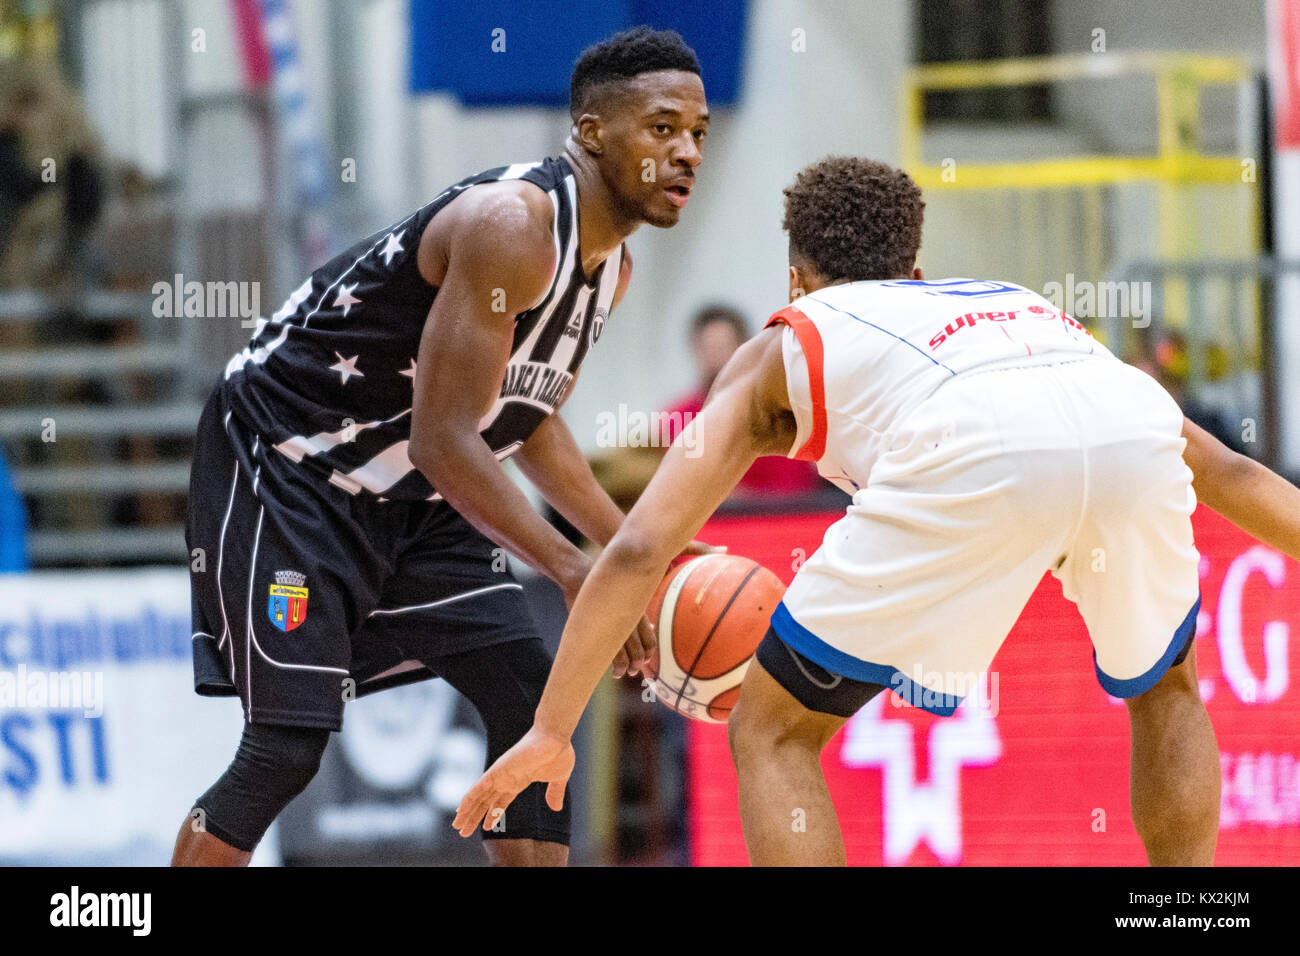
[569,26,701,121]
[782,157,925,282]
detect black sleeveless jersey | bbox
[220,156,622,502]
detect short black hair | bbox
[570,26,701,121]
[691,304,749,342]
[782,157,925,282]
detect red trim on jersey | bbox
[765,304,827,462]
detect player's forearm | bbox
[1196,455,1300,562]
[515,414,625,547]
[412,429,588,588]
[534,539,666,738]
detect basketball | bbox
[645,553,786,723]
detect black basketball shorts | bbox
[185,386,540,731]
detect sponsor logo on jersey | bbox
[563,305,585,340]
[498,361,574,409]
[927,304,1092,349]
[268,570,309,632]
[590,307,607,346]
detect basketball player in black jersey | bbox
[172,27,712,867]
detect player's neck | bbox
[562,141,638,274]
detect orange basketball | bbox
[646,554,786,723]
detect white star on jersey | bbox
[334,283,361,317]
[399,358,417,380]
[330,352,364,384]
[380,232,404,266]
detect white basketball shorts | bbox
[771,355,1201,715]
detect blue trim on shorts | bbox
[770,602,963,716]
[1094,595,1201,698]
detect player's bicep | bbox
[410,273,511,442]
[1180,414,1251,513]
[1181,415,1235,484]
[409,202,554,459]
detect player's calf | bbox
[1125,641,1220,866]
[727,630,880,865]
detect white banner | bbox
[0,570,251,864]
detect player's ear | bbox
[912,265,924,280]
[575,114,604,156]
[788,265,805,302]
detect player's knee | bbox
[727,693,819,769]
[193,722,330,852]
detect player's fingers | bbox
[453,784,492,837]
[545,777,568,812]
[611,646,629,677]
[630,618,655,676]
[456,772,513,837]
[482,790,520,832]
[622,632,647,677]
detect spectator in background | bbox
[0,58,104,288]
[0,449,29,572]
[0,75,44,261]
[662,304,822,498]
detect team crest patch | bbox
[267,570,309,632]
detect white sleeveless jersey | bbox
[766,278,1116,493]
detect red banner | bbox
[230,0,272,88]
[1274,0,1300,149]
[689,506,1300,865]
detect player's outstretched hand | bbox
[453,726,574,838]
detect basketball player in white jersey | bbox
[454,156,1300,866]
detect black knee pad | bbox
[192,722,330,853]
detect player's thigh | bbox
[777,462,1072,715]
[368,505,538,661]
[427,636,553,755]
[1054,428,1200,700]
[187,401,386,728]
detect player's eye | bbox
[654,123,672,135]
[693,128,707,141]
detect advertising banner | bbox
[0,571,246,864]
[689,507,1300,865]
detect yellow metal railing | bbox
[901,52,1261,367]
[901,52,1253,189]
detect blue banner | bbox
[409,0,746,107]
